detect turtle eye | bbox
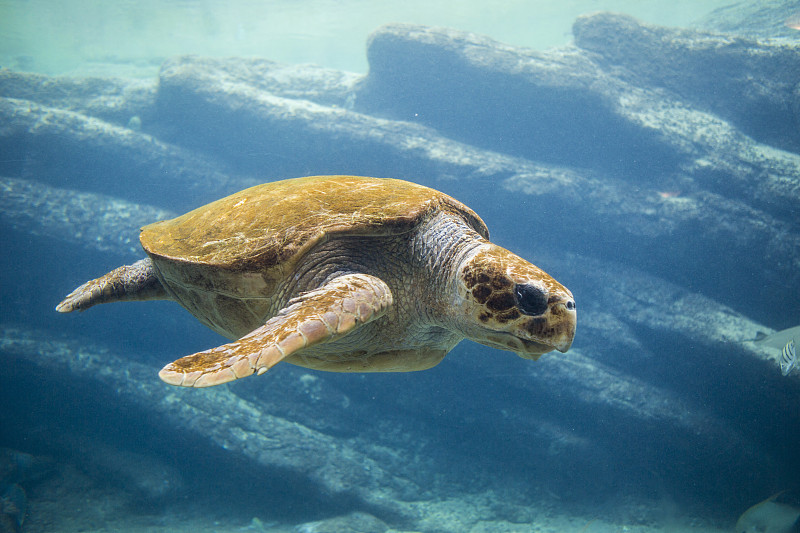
[514,284,548,316]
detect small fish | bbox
[753,327,800,375]
[785,13,800,30]
[735,492,800,533]
[657,190,681,199]
[781,339,796,377]
[754,326,800,349]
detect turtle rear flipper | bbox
[56,258,168,313]
[159,274,393,388]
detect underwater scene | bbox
[1,1,800,532]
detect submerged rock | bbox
[572,12,800,152]
[0,97,251,211]
[0,67,157,127]
[159,56,362,108]
[155,54,557,183]
[0,177,174,259]
[698,0,800,40]
[294,511,390,533]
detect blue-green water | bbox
[1,2,799,532]
[1,0,733,75]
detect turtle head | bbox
[454,244,576,359]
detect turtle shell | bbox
[139,175,488,338]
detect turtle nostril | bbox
[566,300,575,311]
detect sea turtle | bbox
[57,175,576,388]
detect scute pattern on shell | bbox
[140,176,488,272]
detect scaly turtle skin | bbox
[57,176,576,388]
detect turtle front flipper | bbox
[158,273,393,388]
[56,258,168,313]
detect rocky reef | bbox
[1,10,798,533]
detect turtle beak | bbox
[554,298,577,353]
[555,336,573,353]
[529,297,575,354]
